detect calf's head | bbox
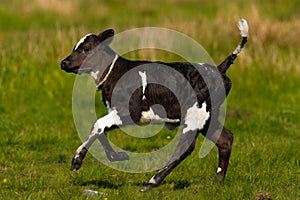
[61,29,115,77]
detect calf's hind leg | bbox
[208,125,234,182]
[141,129,199,192]
[141,102,211,191]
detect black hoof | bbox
[70,156,82,171]
[70,147,88,171]
[107,152,129,162]
[140,183,156,192]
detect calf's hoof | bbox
[140,183,156,192]
[70,156,83,171]
[70,147,88,171]
[107,152,129,162]
[216,169,225,182]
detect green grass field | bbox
[0,0,299,199]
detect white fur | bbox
[140,108,180,123]
[75,133,98,157]
[138,71,147,100]
[238,18,249,37]
[105,101,113,113]
[149,176,157,184]
[233,19,249,55]
[74,110,122,157]
[94,110,122,131]
[183,102,210,133]
[74,34,92,51]
[217,167,222,173]
[90,71,99,81]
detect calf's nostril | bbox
[61,60,67,69]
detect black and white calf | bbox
[61,19,248,191]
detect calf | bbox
[61,19,248,191]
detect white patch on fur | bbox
[94,110,122,132]
[75,133,97,156]
[233,19,249,55]
[90,70,99,81]
[74,110,122,156]
[238,18,249,37]
[217,167,222,173]
[74,33,92,51]
[105,101,113,113]
[138,71,147,100]
[149,176,157,184]
[140,108,180,124]
[183,102,210,133]
[233,46,241,55]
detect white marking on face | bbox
[90,71,99,81]
[74,33,92,51]
[183,102,210,133]
[138,71,147,100]
[140,108,180,124]
[217,167,222,173]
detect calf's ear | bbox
[98,29,114,45]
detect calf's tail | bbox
[218,18,249,73]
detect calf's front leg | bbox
[70,110,129,171]
[97,132,129,162]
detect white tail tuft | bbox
[218,18,249,73]
[238,18,249,37]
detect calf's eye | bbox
[83,48,90,53]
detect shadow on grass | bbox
[134,179,191,190]
[167,180,191,190]
[81,180,122,189]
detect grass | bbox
[0,0,299,199]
